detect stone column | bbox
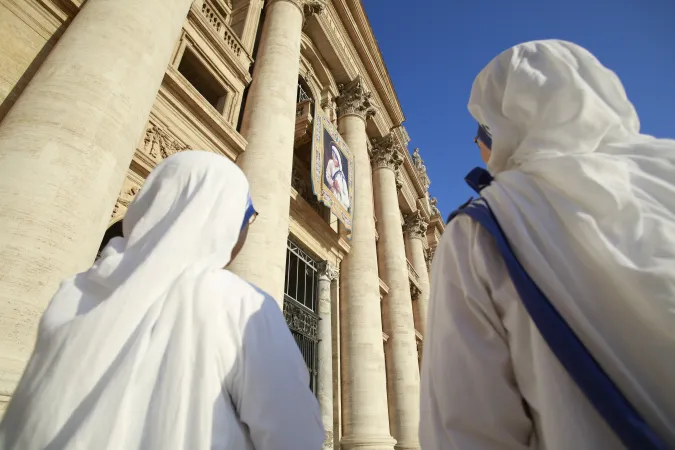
[337,77,396,450]
[371,135,421,450]
[404,212,431,337]
[229,0,326,305]
[0,0,193,411]
[318,261,338,449]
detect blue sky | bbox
[363,0,675,218]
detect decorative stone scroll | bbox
[412,147,431,190]
[318,261,339,282]
[141,123,190,162]
[336,76,376,121]
[370,133,403,171]
[403,211,429,240]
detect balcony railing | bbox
[199,0,245,59]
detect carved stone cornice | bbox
[370,134,403,172]
[336,76,377,121]
[403,211,429,240]
[318,261,339,282]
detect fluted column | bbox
[318,261,338,449]
[371,135,421,450]
[403,212,430,337]
[229,0,326,305]
[0,0,193,412]
[337,77,396,450]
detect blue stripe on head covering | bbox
[477,123,493,150]
[240,193,257,231]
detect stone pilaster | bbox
[403,211,430,337]
[229,0,325,305]
[371,134,421,450]
[318,261,339,450]
[0,0,194,413]
[337,79,395,450]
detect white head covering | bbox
[469,40,675,444]
[0,151,265,448]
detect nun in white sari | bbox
[0,151,325,450]
[421,41,675,449]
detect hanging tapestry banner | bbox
[310,108,355,230]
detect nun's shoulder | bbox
[213,269,276,307]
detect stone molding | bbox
[141,122,190,162]
[318,261,339,282]
[403,211,428,240]
[395,169,404,191]
[370,134,403,172]
[336,76,377,121]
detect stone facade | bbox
[0,0,445,448]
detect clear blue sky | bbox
[363,0,675,218]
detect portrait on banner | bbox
[311,108,355,230]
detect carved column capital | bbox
[303,0,327,17]
[318,261,339,282]
[370,133,403,172]
[403,211,429,240]
[336,76,376,121]
[268,0,326,17]
[395,169,403,191]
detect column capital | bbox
[318,261,339,281]
[395,169,404,191]
[336,76,377,121]
[370,133,403,172]
[268,0,326,17]
[403,211,429,240]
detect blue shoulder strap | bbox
[448,167,666,450]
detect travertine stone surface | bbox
[318,261,339,449]
[338,81,395,450]
[404,211,430,337]
[372,134,421,450]
[0,0,193,413]
[229,0,321,304]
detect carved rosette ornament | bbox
[370,133,403,172]
[318,261,339,282]
[336,76,377,121]
[403,211,429,240]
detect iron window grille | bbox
[283,239,320,394]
